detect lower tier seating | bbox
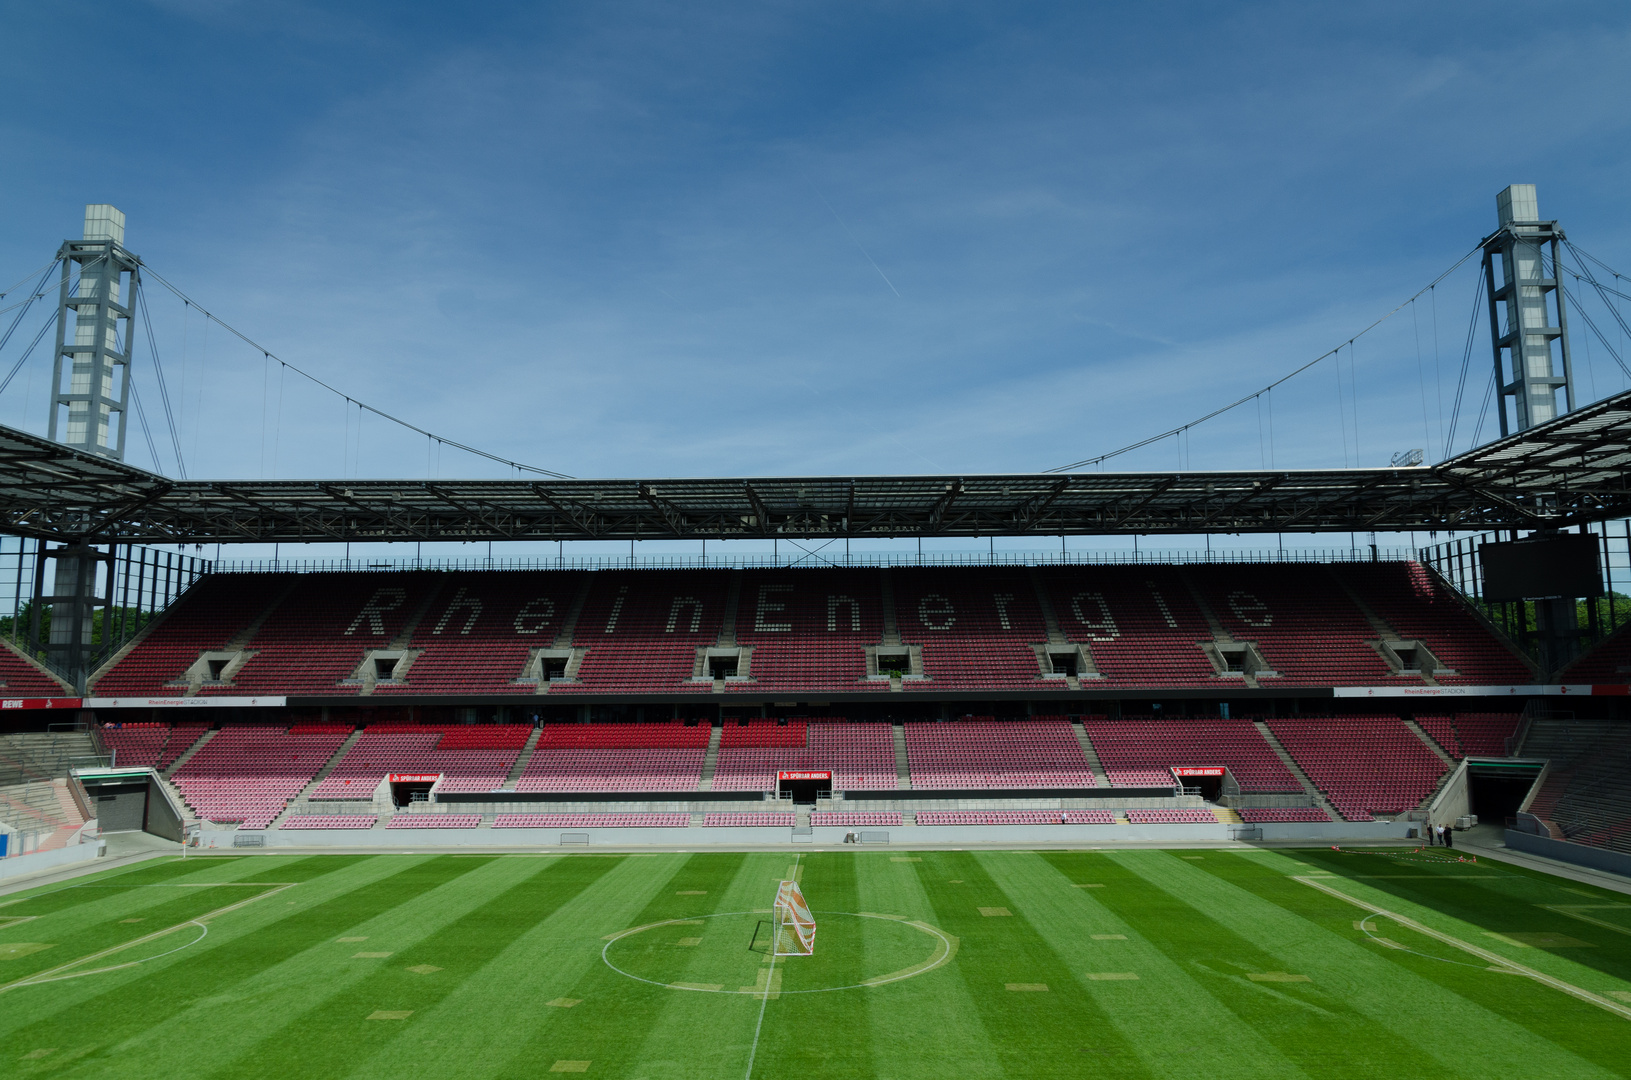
[904,718,1096,789]
[809,811,902,826]
[917,809,1106,825]
[1084,718,1299,790]
[712,720,896,791]
[387,814,483,829]
[493,813,689,828]
[1125,808,1218,824]
[1237,807,1330,822]
[279,815,378,829]
[1266,716,1448,822]
[703,812,795,827]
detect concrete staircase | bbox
[163,728,215,777]
[504,727,543,789]
[892,722,912,790]
[1403,717,1457,766]
[1212,806,1243,824]
[1254,721,1340,819]
[1070,719,1109,786]
[697,724,723,791]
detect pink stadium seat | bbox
[492,813,689,827]
[1237,807,1331,822]
[712,719,896,792]
[279,815,378,829]
[903,717,1096,789]
[1265,716,1449,822]
[1084,717,1299,790]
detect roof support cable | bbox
[141,265,574,479]
[1047,244,1480,473]
[135,288,188,478]
[1442,271,1487,460]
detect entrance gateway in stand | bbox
[384,773,442,807]
[1171,766,1227,801]
[778,770,832,803]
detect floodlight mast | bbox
[35,205,141,692]
[1482,185,1575,437]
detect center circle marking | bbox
[601,910,954,994]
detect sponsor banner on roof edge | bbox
[1,698,82,710]
[84,696,288,709]
[1331,685,1600,698]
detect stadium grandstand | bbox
[2,189,1630,873]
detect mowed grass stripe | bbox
[1294,848,1631,988]
[1130,850,1623,1080]
[335,854,693,1080]
[916,850,1154,1079]
[1,854,467,1071]
[626,853,803,1078]
[1041,850,1436,1080]
[491,852,762,1079]
[858,852,1010,1080]
[213,854,617,1080]
[745,851,879,1079]
[989,851,1307,1080]
[1215,849,1631,1078]
[0,854,379,1036]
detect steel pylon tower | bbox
[1482,184,1575,436]
[34,205,141,693]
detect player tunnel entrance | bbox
[387,773,442,808]
[1171,766,1229,801]
[778,770,831,803]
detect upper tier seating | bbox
[1563,626,1631,684]
[1084,717,1300,790]
[891,568,1053,690]
[517,722,707,792]
[903,717,1096,789]
[170,726,348,828]
[0,639,68,696]
[91,574,289,697]
[310,724,530,798]
[93,563,1532,696]
[1187,564,1389,686]
[1265,716,1448,822]
[1335,562,1532,684]
[711,720,896,791]
[1037,565,1219,686]
[728,569,884,694]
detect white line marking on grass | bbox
[0,882,296,994]
[743,851,795,1080]
[1296,876,1631,1022]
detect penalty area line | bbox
[1293,876,1631,1022]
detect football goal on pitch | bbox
[772,879,816,956]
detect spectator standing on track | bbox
[1443,824,1453,849]
[1424,821,1434,845]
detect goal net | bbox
[772,879,816,956]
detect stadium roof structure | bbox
[2,388,1629,546]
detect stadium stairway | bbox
[1070,718,1110,786]
[1212,806,1243,824]
[502,727,544,789]
[1253,721,1340,818]
[891,722,912,789]
[1403,716,1458,766]
[697,725,723,791]
[162,728,215,777]
[273,727,368,824]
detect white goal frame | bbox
[772,879,816,956]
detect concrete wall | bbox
[198,819,1414,850]
[0,839,103,881]
[1504,829,1631,878]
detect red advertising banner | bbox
[778,770,832,781]
[1,698,82,710]
[1172,767,1226,777]
[387,773,442,783]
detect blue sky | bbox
[2,2,1630,557]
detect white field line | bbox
[1294,876,1631,1022]
[0,882,296,994]
[744,852,798,1080]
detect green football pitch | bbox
[5,847,1631,1079]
